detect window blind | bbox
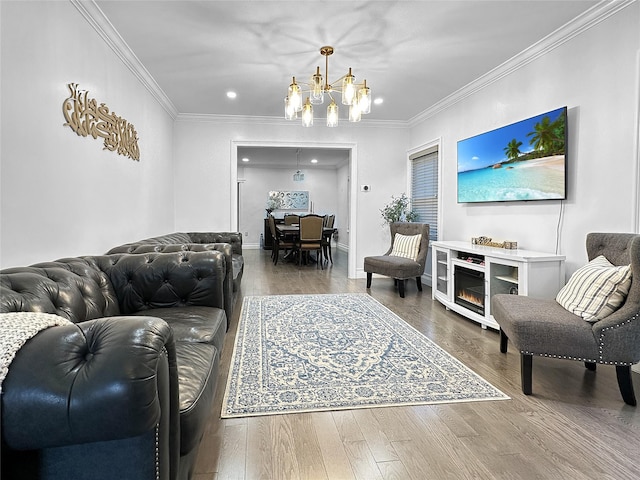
[411,151,438,241]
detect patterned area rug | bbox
[221,294,508,418]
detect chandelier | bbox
[284,46,371,127]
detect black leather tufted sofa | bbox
[1,251,228,480]
[106,232,244,298]
[104,243,236,324]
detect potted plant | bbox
[380,193,419,225]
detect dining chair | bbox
[284,214,300,225]
[297,214,324,269]
[322,214,336,264]
[268,214,295,265]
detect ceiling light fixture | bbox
[284,46,371,128]
[293,148,304,181]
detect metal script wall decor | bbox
[62,83,140,161]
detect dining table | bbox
[275,224,336,263]
[276,224,336,237]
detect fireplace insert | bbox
[454,265,485,316]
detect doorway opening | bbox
[231,141,358,278]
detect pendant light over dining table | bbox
[293,148,304,181]
[284,46,371,127]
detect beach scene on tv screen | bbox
[457,107,566,203]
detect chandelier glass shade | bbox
[284,46,372,127]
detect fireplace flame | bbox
[457,289,484,307]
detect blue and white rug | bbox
[221,293,508,418]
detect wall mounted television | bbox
[457,106,567,203]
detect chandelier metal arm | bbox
[284,45,371,127]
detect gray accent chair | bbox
[364,222,430,298]
[492,232,640,405]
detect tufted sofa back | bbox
[106,231,243,257]
[0,251,227,323]
[187,232,243,256]
[90,251,226,315]
[0,258,121,322]
[95,243,233,322]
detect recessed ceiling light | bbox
[311,158,318,164]
[226,91,237,99]
[374,98,383,105]
[241,157,250,162]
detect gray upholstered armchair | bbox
[364,222,430,298]
[492,232,640,405]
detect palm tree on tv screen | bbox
[504,139,523,161]
[527,114,565,156]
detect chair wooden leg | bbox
[499,329,508,353]
[416,276,422,292]
[584,361,596,371]
[616,365,637,406]
[398,279,405,298]
[366,273,372,288]
[521,353,533,395]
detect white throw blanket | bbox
[0,312,72,392]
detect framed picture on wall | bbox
[269,191,309,210]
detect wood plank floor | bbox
[192,248,640,480]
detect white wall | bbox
[3,1,637,281]
[336,161,351,250]
[0,1,175,268]
[409,3,640,274]
[172,118,408,276]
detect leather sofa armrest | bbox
[2,316,177,450]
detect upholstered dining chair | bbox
[364,222,430,298]
[268,214,295,265]
[297,214,325,269]
[284,214,300,225]
[492,232,640,405]
[322,214,336,264]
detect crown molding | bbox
[75,0,631,128]
[407,0,636,127]
[175,113,408,129]
[72,0,178,119]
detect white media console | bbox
[431,240,566,330]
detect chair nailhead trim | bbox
[520,311,639,367]
[155,424,160,480]
[520,351,598,363]
[597,311,638,366]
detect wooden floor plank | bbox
[312,411,357,480]
[193,248,640,479]
[351,408,399,463]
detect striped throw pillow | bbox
[389,233,422,261]
[556,255,632,322]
